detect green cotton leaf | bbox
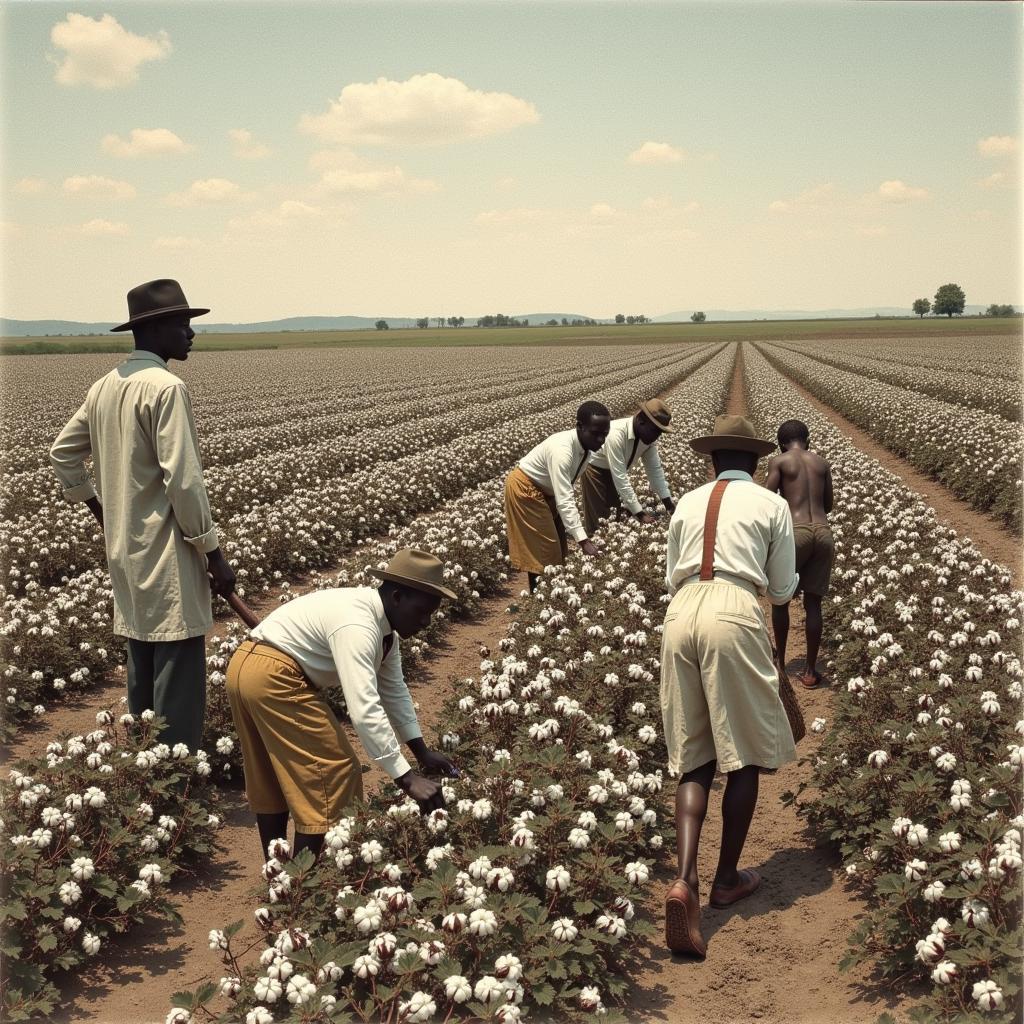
[223,919,245,939]
[532,982,556,1006]
[194,981,218,1005]
[433,958,464,981]
[0,900,28,922]
[169,991,195,1010]
[467,1002,493,1018]
[547,957,567,979]
[91,875,118,899]
[116,889,145,913]
[572,900,596,916]
[35,932,58,953]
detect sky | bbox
[2,1,1021,322]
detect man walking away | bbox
[660,415,799,957]
[504,401,611,592]
[581,398,676,534]
[50,280,234,750]
[763,419,834,688]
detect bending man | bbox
[763,419,834,688]
[660,415,798,957]
[581,397,676,534]
[50,280,234,750]
[226,548,460,860]
[504,401,611,592]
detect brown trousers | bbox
[581,465,624,535]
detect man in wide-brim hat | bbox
[50,279,234,751]
[581,397,677,535]
[226,548,461,861]
[659,414,799,958]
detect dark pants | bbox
[581,466,623,535]
[127,636,207,751]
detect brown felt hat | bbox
[639,397,674,433]
[689,414,776,457]
[368,548,458,601]
[111,279,210,332]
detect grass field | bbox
[1,315,1020,354]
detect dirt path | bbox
[51,587,518,1024]
[627,343,915,1024]
[768,354,1020,582]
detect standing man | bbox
[504,401,611,592]
[581,397,676,534]
[50,280,234,750]
[660,415,798,957]
[763,419,834,689]
[226,548,460,860]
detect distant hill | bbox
[653,305,992,322]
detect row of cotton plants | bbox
[199,347,735,780]
[164,349,732,1024]
[744,344,1023,1023]
[756,343,1023,532]
[826,336,1020,384]
[0,712,221,1020]
[769,340,1021,422]
[1,345,721,736]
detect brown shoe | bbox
[799,669,822,689]
[709,868,762,909]
[665,878,706,957]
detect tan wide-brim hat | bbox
[111,279,210,332]
[689,414,776,457]
[639,397,674,433]
[369,548,458,601]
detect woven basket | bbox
[777,662,806,744]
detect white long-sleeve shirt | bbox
[518,428,594,541]
[49,351,218,641]
[589,416,671,514]
[665,470,799,605]
[252,587,421,779]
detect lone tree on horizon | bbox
[912,298,930,318]
[375,319,389,330]
[933,283,966,318]
[691,311,707,323]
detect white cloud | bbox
[228,128,271,160]
[50,13,171,90]
[311,150,438,195]
[228,201,325,231]
[876,179,929,203]
[153,235,202,250]
[627,141,685,165]
[768,182,837,213]
[62,175,136,199]
[977,135,1019,158]
[589,202,619,219]
[475,207,548,226]
[13,177,48,196]
[102,128,192,158]
[298,72,539,145]
[77,219,130,237]
[978,170,1015,189]
[165,178,244,206]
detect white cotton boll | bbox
[961,899,991,927]
[81,932,101,955]
[474,976,505,1004]
[468,908,498,936]
[891,817,912,838]
[444,975,472,1003]
[923,880,946,902]
[905,859,928,882]
[906,824,929,847]
[546,865,570,892]
[931,960,957,985]
[973,980,1004,1011]
[551,917,578,941]
[253,975,283,1002]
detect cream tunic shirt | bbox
[252,587,422,779]
[518,428,594,541]
[665,470,799,604]
[589,416,671,514]
[49,351,219,642]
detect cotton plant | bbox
[0,712,220,1020]
[746,345,1022,1022]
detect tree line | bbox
[912,283,1017,319]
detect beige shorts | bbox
[226,640,364,834]
[660,581,796,776]
[794,523,834,597]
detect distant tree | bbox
[614,313,625,324]
[912,298,930,318]
[635,315,649,324]
[561,318,569,326]
[986,303,1017,317]
[416,317,429,329]
[435,317,446,328]
[625,315,636,325]
[457,316,465,327]
[933,283,965,318]
[375,319,389,330]
[691,311,706,323]
[546,318,559,326]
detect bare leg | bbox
[256,811,289,861]
[675,760,716,891]
[771,602,791,669]
[293,832,325,860]
[803,593,823,680]
[712,766,760,889]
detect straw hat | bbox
[369,548,458,600]
[111,279,210,332]
[689,414,776,457]
[639,397,674,433]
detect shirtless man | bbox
[763,419,834,688]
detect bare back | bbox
[764,447,832,526]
